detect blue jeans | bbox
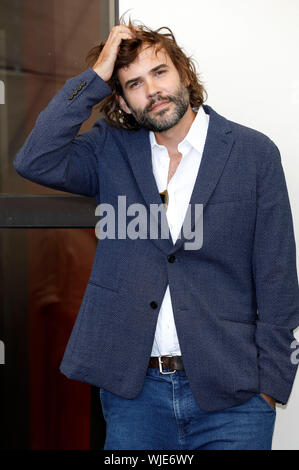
[99,367,276,450]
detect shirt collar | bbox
[149,105,209,156]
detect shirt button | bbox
[150,301,158,309]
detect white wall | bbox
[119,0,299,450]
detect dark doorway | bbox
[0,0,118,450]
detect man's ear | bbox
[117,94,132,114]
[185,77,190,87]
[181,72,190,88]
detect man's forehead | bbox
[135,44,170,63]
[118,45,172,78]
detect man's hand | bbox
[92,25,136,82]
[260,393,276,410]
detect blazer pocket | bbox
[88,276,120,292]
[208,189,254,205]
[219,317,257,325]
[88,255,121,292]
[219,318,259,392]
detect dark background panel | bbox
[0,0,119,450]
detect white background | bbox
[119,0,299,450]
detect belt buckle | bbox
[158,355,176,375]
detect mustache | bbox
[146,96,174,112]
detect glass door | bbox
[0,0,119,450]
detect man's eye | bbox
[129,71,166,89]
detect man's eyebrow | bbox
[124,64,169,89]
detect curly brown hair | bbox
[85,16,208,130]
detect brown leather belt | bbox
[148,356,184,373]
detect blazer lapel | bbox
[124,104,235,255]
[171,104,235,253]
[124,125,173,254]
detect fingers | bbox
[92,25,139,81]
[110,25,136,38]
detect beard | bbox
[123,79,190,132]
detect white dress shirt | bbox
[149,105,210,356]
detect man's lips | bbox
[150,101,170,111]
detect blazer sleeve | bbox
[252,137,299,405]
[13,67,112,197]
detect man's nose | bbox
[145,79,161,99]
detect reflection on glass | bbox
[1,227,97,449]
[0,0,105,195]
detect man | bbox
[13,21,299,450]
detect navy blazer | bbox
[13,67,299,412]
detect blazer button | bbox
[168,255,176,263]
[150,301,158,309]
